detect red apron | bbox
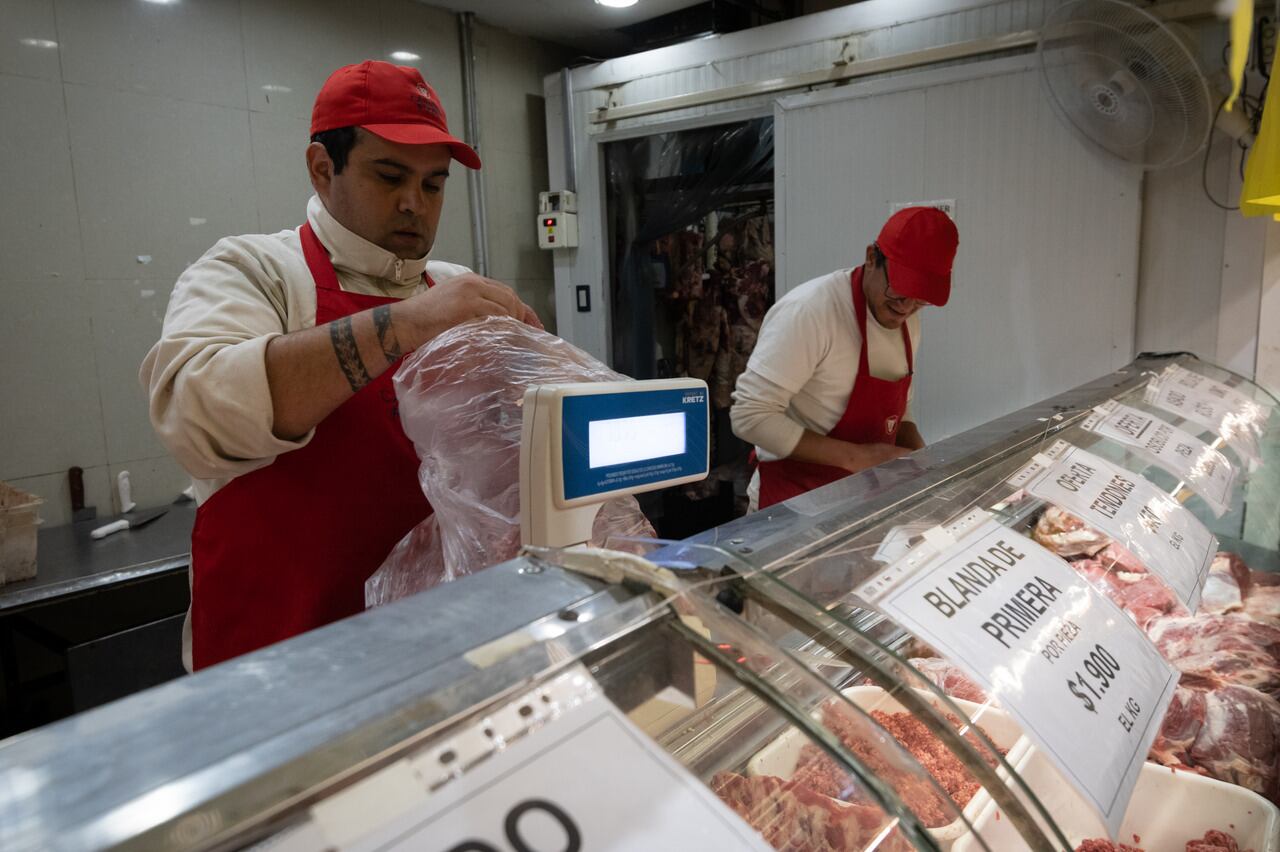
[189,222,433,669]
[757,266,913,510]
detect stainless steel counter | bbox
[0,558,619,851]
[0,503,195,614]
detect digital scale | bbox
[519,379,711,547]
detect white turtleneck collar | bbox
[306,195,429,289]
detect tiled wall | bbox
[1,0,569,525]
[474,24,564,331]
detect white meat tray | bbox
[747,684,1029,846]
[952,746,1280,852]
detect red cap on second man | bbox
[876,207,958,306]
[311,61,481,170]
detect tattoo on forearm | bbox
[330,316,371,392]
[372,305,402,365]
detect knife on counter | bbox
[89,506,170,540]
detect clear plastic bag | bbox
[366,317,656,607]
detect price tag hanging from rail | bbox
[1144,364,1269,470]
[1081,400,1237,517]
[857,513,1179,839]
[1010,440,1218,612]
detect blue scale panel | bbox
[561,388,709,502]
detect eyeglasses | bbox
[876,246,921,307]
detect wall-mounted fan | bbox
[1038,0,1214,169]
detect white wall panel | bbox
[2,0,565,521]
[587,0,1055,137]
[777,56,1142,443]
[548,0,1263,397]
[552,0,1063,361]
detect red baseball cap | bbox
[876,207,959,306]
[311,61,481,169]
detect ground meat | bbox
[711,772,912,852]
[1075,840,1144,852]
[1075,831,1251,852]
[869,709,996,806]
[1184,829,1253,852]
[794,706,1005,828]
[790,744,953,828]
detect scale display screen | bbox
[561,388,708,502]
[588,412,686,469]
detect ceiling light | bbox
[261,84,292,93]
[595,0,639,6]
[141,0,180,4]
[390,51,420,61]
[19,38,58,49]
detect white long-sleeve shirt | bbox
[730,267,921,463]
[141,195,471,504]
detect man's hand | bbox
[391,273,541,350]
[788,431,910,474]
[266,274,541,441]
[895,420,925,451]
[833,441,910,474]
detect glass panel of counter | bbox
[702,356,1280,852]
[258,546,1071,852]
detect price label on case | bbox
[1082,401,1237,517]
[1144,365,1268,467]
[1017,441,1217,612]
[332,667,771,852]
[857,516,1179,838]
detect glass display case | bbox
[0,354,1276,852]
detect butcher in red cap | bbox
[731,207,959,510]
[141,61,541,670]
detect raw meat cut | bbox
[1245,585,1280,625]
[1145,614,1280,697]
[1092,541,1149,575]
[675,278,729,384]
[1071,546,1185,629]
[712,772,910,851]
[1252,569,1280,588]
[1033,505,1111,557]
[1198,552,1278,624]
[1148,675,1280,804]
[791,744,862,802]
[741,214,774,265]
[1202,553,1253,616]
[908,658,1280,803]
[908,657,991,705]
[714,252,772,409]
